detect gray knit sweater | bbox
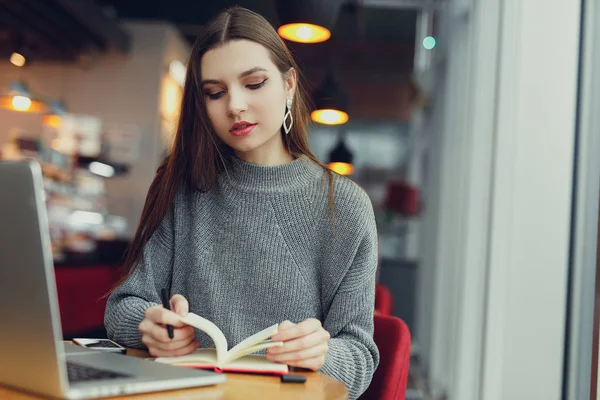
[104,155,380,399]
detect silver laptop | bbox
[0,160,226,399]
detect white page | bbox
[181,313,228,366]
[225,324,279,364]
[154,348,218,366]
[226,341,283,364]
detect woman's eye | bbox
[206,91,225,100]
[203,78,267,99]
[247,78,268,90]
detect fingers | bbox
[268,318,329,371]
[285,355,327,371]
[142,333,199,353]
[147,338,200,358]
[139,308,198,357]
[271,318,321,342]
[144,305,186,328]
[267,342,328,363]
[138,296,197,357]
[170,294,189,317]
[268,328,330,356]
[139,305,195,343]
[139,320,196,343]
[278,320,296,331]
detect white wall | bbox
[416,1,478,394]
[416,62,446,387]
[0,22,191,234]
[418,0,581,398]
[427,1,475,394]
[480,0,580,398]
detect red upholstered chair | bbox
[375,283,393,315]
[360,314,411,400]
[54,266,122,337]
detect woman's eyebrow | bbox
[239,67,268,78]
[201,67,268,86]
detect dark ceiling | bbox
[0,0,417,73]
[0,0,419,119]
[96,0,417,47]
[0,0,129,62]
[96,0,419,85]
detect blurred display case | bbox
[1,114,129,264]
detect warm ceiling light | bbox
[311,109,349,125]
[12,95,32,111]
[0,80,47,113]
[311,71,349,125]
[328,131,354,175]
[278,23,331,43]
[43,114,62,128]
[0,95,45,113]
[328,162,354,176]
[276,0,343,44]
[10,52,26,67]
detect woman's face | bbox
[200,39,295,163]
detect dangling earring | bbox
[283,98,293,134]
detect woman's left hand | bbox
[266,319,330,371]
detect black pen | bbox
[160,288,174,340]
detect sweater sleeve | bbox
[319,214,380,400]
[104,206,175,348]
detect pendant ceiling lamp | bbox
[9,35,29,67]
[276,0,343,43]
[328,130,354,176]
[0,81,46,113]
[311,70,349,125]
[10,52,26,67]
[42,99,68,128]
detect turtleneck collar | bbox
[218,155,324,193]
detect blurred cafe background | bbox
[1,0,598,400]
[0,0,425,345]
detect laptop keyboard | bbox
[67,362,133,383]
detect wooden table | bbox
[0,346,348,400]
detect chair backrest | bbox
[360,314,411,400]
[375,283,393,315]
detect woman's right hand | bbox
[138,294,200,357]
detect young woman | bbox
[104,6,379,399]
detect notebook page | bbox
[225,324,279,364]
[154,348,218,366]
[226,341,283,364]
[181,313,228,365]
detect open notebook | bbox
[154,313,289,375]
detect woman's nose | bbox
[227,89,247,116]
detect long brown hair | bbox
[110,6,336,291]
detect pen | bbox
[160,288,174,340]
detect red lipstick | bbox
[230,121,256,137]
